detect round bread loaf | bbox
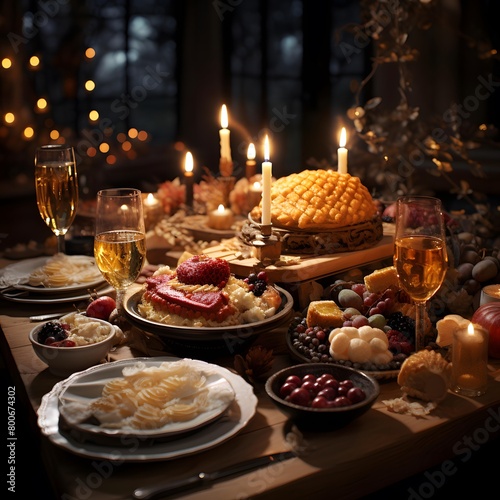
[251,169,378,229]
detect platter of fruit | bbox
[287,266,422,379]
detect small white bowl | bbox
[29,313,118,377]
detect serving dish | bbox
[266,363,379,430]
[123,284,294,355]
[38,357,257,462]
[286,322,401,380]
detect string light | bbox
[29,56,40,68]
[2,58,12,69]
[4,113,15,124]
[89,110,99,121]
[128,127,138,139]
[36,98,48,111]
[99,142,110,153]
[85,47,95,59]
[50,130,60,140]
[85,80,95,91]
[23,127,34,139]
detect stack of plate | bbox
[38,357,257,462]
[0,256,112,304]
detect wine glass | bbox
[94,188,146,314]
[393,196,448,352]
[35,144,78,254]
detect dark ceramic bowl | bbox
[265,363,379,430]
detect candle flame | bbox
[146,193,155,204]
[467,322,475,335]
[217,204,225,213]
[264,135,270,161]
[247,142,256,160]
[221,104,228,129]
[184,151,193,173]
[339,127,347,148]
[253,181,261,190]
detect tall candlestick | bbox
[246,142,256,179]
[338,127,348,174]
[184,151,194,209]
[261,135,272,226]
[219,104,233,176]
[452,322,489,397]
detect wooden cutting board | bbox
[153,224,395,285]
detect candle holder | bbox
[219,158,233,177]
[218,174,235,207]
[252,223,282,264]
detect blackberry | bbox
[246,271,269,297]
[387,312,415,339]
[37,321,68,344]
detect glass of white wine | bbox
[94,188,146,314]
[35,144,78,254]
[394,196,448,352]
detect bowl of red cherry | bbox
[265,363,379,430]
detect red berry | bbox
[311,396,328,408]
[347,387,366,404]
[288,387,311,406]
[279,382,298,398]
[332,396,351,407]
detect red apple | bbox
[471,303,500,358]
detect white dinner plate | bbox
[38,357,257,462]
[0,256,105,293]
[0,283,113,304]
[57,360,235,442]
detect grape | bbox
[280,382,298,398]
[347,387,366,404]
[311,396,329,408]
[368,313,386,329]
[288,388,310,406]
[317,387,337,401]
[343,307,362,319]
[332,396,351,407]
[352,315,369,328]
[351,283,366,297]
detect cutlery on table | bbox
[132,450,296,499]
[29,312,69,322]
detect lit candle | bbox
[338,127,348,174]
[208,203,234,230]
[261,135,272,225]
[452,322,489,397]
[184,151,194,209]
[219,104,232,176]
[142,193,163,231]
[246,142,256,179]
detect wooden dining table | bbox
[1,255,500,500]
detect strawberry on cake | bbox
[137,255,282,327]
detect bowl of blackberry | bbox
[288,273,418,379]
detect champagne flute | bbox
[35,144,78,254]
[394,196,448,352]
[94,188,146,314]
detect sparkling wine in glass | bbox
[94,188,146,314]
[394,196,448,352]
[35,144,78,254]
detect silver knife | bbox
[132,450,296,499]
